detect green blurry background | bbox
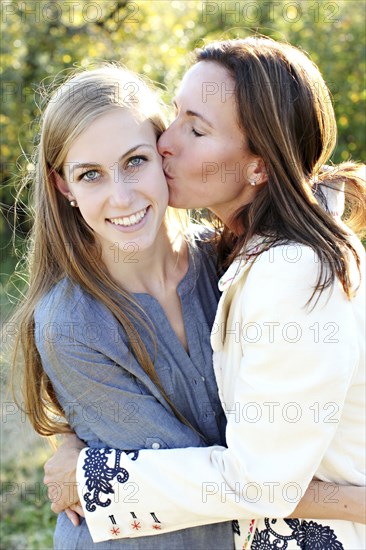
[1,1,365,548]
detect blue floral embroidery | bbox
[293,520,344,550]
[82,448,139,512]
[251,529,273,550]
[252,518,344,550]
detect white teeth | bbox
[109,208,147,227]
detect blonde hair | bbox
[196,38,365,303]
[10,64,189,436]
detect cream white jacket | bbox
[77,236,365,548]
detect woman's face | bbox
[59,109,169,258]
[158,61,261,225]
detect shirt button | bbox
[201,376,205,382]
[151,442,161,450]
[203,411,216,419]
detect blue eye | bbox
[80,170,100,182]
[127,156,147,168]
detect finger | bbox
[51,501,64,515]
[70,503,84,517]
[50,494,76,515]
[65,508,80,527]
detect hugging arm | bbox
[45,436,365,525]
[289,481,365,523]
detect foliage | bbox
[0,446,55,549]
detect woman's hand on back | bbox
[44,433,86,516]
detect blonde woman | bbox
[10,65,235,549]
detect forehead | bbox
[176,61,240,127]
[72,108,152,141]
[65,109,156,161]
[177,61,234,102]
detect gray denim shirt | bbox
[35,236,235,549]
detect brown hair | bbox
[196,37,365,302]
[9,65,189,436]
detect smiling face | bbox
[158,61,263,226]
[59,108,169,260]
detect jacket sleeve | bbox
[76,245,361,542]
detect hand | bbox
[65,503,85,527]
[44,432,86,514]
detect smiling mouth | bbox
[108,207,148,227]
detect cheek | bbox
[180,149,205,181]
[191,141,231,181]
[151,168,169,200]
[73,190,102,221]
[77,205,98,225]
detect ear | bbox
[247,158,268,186]
[50,169,75,201]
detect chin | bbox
[168,195,191,210]
[167,187,182,207]
[168,189,203,210]
[168,197,185,208]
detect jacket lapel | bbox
[211,236,268,352]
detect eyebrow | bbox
[67,144,153,176]
[173,100,214,128]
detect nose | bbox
[158,124,174,157]
[108,170,134,208]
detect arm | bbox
[76,246,363,541]
[44,438,366,524]
[289,481,365,523]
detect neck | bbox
[209,184,258,234]
[209,206,241,235]
[101,224,188,296]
